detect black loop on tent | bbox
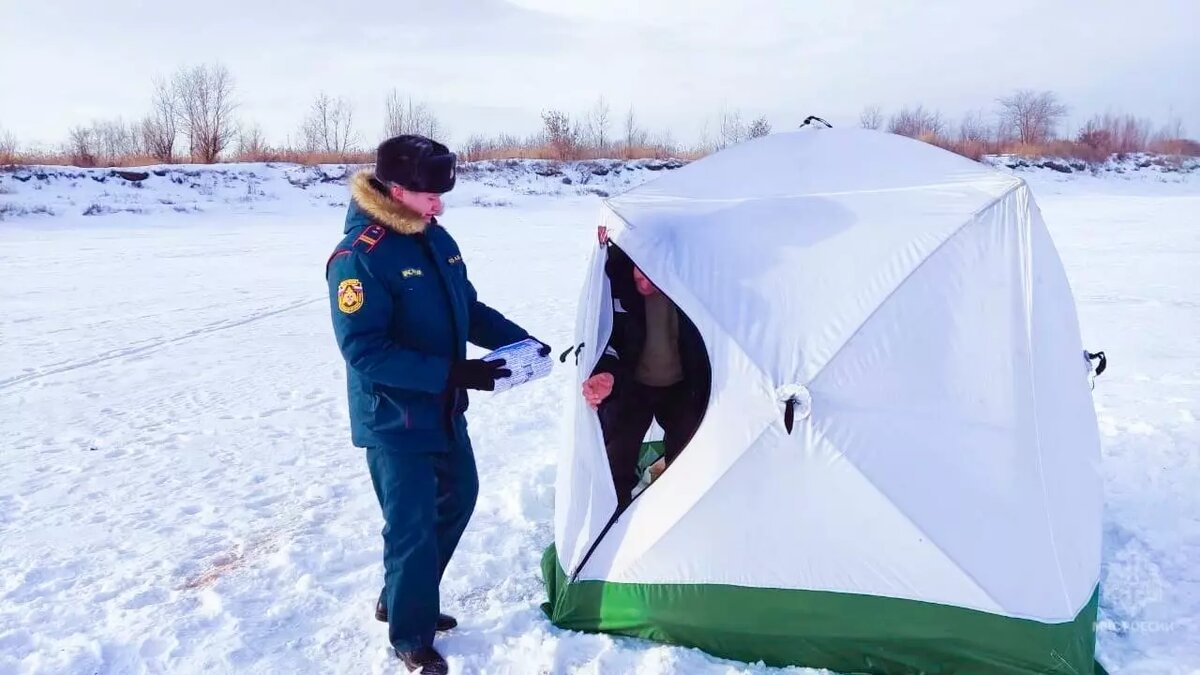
[560,343,584,364]
[800,116,833,129]
[783,398,797,434]
[1086,351,1107,377]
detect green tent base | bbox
[542,545,1107,674]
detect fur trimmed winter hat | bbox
[374,134,457,194]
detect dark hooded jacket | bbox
[592,246,711,404]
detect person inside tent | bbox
[582,247,710,508]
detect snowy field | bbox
[1,161,1198,674]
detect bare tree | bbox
[716,107,745,150]
[129,119,146,156]
[383,90,444,140]
[301,93,357,155]
[958,109,993,143]
[1155,116,1186,142]
[141,77,178,162]
[996,90,1068,146]
[1114,114,1152,153]
[1076,112,1154,155]
[458,132,533,162]
[541,109,579,160]
[622,106,649,159]
[1150,115,1193,155]
[888,105,945,139]
[584,96,611,154]
[237,123,270,159]
[943,109,996,160]
[459,134,492,163]
[66,125,98,166]
[747,115,772,138]
[174,63,238,163]
[62,118,142,166]
[0,127,18,164]
[649,129,677,160]
[695,119,714,155]
[95,119,140,164]
[859,105,884,130]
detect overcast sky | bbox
[2,0,1197,149]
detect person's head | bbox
[632,266,659,296]
[374,134,457,222]
[386,184,444,221]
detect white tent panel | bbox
[607,179,1020,386]
[810,188,1094,621]
[1024,196,1103,606]
[617,129,1018,202]
[556,241,618,573]
[582,420,1004,615]
[568,217,782,577]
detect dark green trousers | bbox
[366,416,478,652]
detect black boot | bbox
[395,646,448,674]
[434,613,458,632]
[375,599,458,632]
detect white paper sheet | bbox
[482,338,553,393]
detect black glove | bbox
[447,359,510,392]
[531,337,552,358]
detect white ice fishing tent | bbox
[541,129,1104,673]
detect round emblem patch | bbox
[337,278,364,314]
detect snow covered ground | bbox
[1,159,1198,674]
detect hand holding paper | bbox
[481,338,554,393]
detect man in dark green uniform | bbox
[326,135,548,673]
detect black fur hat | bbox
[374,135,457,194]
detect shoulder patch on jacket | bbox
[337,278,364,314]
[353,224,389,252]
[447,254,462,265]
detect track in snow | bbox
[0,297,324,391]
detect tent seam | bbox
[596,421,778,581]
[609,178,1023,205]
[807,420,1007,613]
[809,179,1025,383]
[603,202,775,387]
[1021,191,1075,614]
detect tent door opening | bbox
[593,244,713,507]
[566,243,715,583]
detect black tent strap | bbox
[1086,351,1107,377]
[560,343,584,364]
[569,508,622,583]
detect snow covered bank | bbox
[2,153,1195,222]
[988,152,1200,177]
[0,159,685,221]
